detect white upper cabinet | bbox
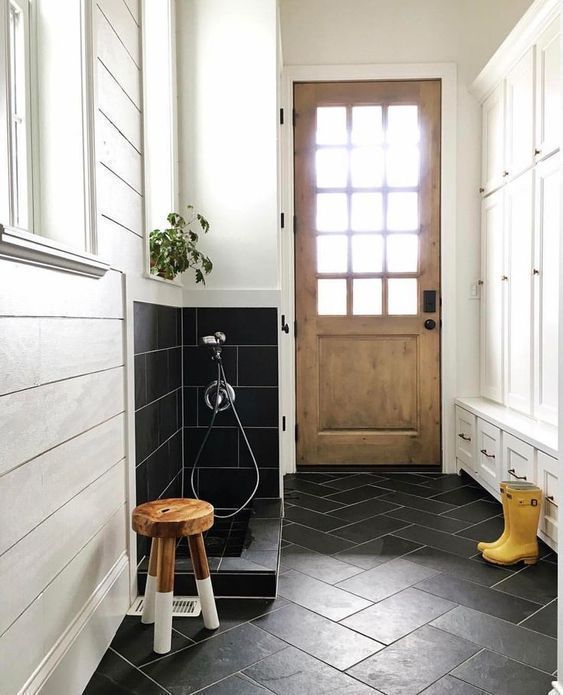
[535,18,561,159]
[504,170,534,415]
[481,190,505,404]
[505,48,535,180]
[481,83,505,194]
[534,153,560,425]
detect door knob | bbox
[424,319,436,330]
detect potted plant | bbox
[149,206,213,283]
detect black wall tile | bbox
[146,350,169,403]
[183,387,198,426]
[198,468,258,508]
[238,346,278,386]
[158,390,180,445]
[197,308,278,345]
[168,347,182,391]
[184,426,239,468]
[134,302,158,354]
[135,401,158,463]
[136,460,149,505]
[240,428,279,469]
[184,345,238,387]
[183,308,197,346]
[158,305,180,349]
[134,354,147,410]
[257,468,281,497]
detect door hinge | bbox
[282,415,286,432]
[281,212,285,229]
[292,109,296,127]
[295,424,299,441]
[293,215,297,234]
[294,320,297,338]
[280,108,284,125]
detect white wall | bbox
[279,0,534,396]
[0,1,181,692]
[176,0,279,302]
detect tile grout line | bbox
[107,647,174,695]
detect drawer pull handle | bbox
[508,468,527,480]
[458,433,471,442]
[546,496,558,508]
[480,449,495,459]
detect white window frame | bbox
[0,0,108,278]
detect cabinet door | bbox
[536,18,561,159]
[537,451,558,546]
[476,419,501,491]
[455,407,476,472]
[503,432,535,484]
[504,171,534,415]
[534,153,560,425]
[481,190,505,403]
[481,83,505,194]
[505,48,535,179]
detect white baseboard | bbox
[550,682,563,695]
[21,554,129,695]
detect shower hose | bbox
[190,356,260,519]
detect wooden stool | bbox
[132,498,220,654]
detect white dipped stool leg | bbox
[188,534,220,630]
[141,539,157,624]
[154,538,176,654]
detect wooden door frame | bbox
[279,63,458,475]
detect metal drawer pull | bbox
[546,496,558,508]
[480,449,495,459]
[508,468,527,480]
[458,433,471,442]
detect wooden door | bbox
[481,189,505,404]
[294,80,441,466]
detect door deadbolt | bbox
[424,319,436,330]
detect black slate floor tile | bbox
[282,490,345,513]
[431,486,492,506]
[420,675,490,694]
[371,479,438,498]
[282,522,355,554]
[443,500,501,523]
[392,524,479,558]
[142,623,284,695]
[320,473,381,491]
[379,473,434,485]
[379,491,457,515]
[348,625,481,695]
[284,505,345,532]
[419,475,473,492]
[326,485,387,506]
[431,605,557,672]
[494,559,558,604]
[284,478,338,497]
[244,646,377,694]
[199,673,272,693]
[254,603,384,670]
[415,572,541,623]
[331,497,402,522]
[341,587,456,644]
[519,599,557,638]
[85,650,168,694]
[386,506,469,534]
[405,546,513,586]
[337,557,439,602]
[455,515,504,542]
[109,617,193,667]
[333,514,412,544]
[281,544,364,584]
[278,570,371,621]
[451,650,553,695]
[335,534,424,570]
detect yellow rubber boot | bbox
[477,481,535,552]
[483,486,541,566]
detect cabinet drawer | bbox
[476,419,501,491]
[455,407,476,470]
[537,451,558,545]
[503,432,535,484]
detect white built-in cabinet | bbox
[505,48,535,180]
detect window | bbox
[0,0,105,276]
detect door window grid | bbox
[315,104,421,316]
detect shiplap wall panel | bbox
[0,594,43,695]
[98,61,142,151]
[0,414,125,554]
[123,0,140,24]
[97,163,143,234]
[0,260,124,318]
[0,367,124,475]
[97,6,141,107]
[98,215,144,275]
[0,461,125,637]
[97,112,143,193]
[0,317,123,396]
[98,0,141,66]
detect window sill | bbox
[144,270,183,287]
[0,225,109,278]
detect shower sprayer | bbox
[190,332,260,518]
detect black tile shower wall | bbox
[134,302,183,562]
[183,307,280,508]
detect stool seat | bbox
[132,498,214,538]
